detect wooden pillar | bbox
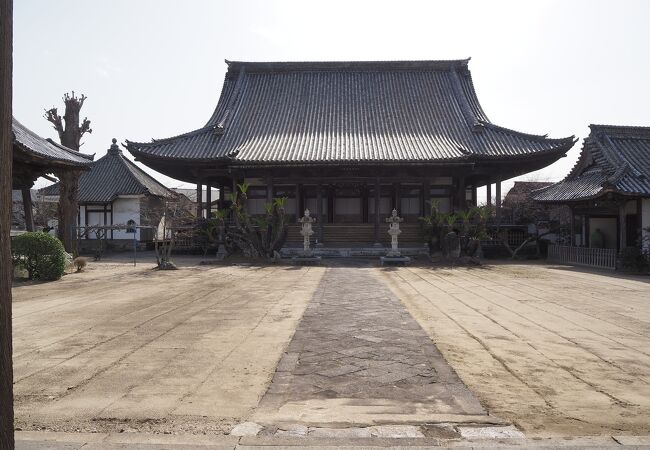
[297,184,302,216]
[471,184,478,207]
[327,186,334,223]
[486,182,492,207]
[206,183,212,218]
[21,188,34,232]
[362,183,369,223]
[453,176,465,212]
[394,182,400,212]
[317,184,323,243]
[266,177,273,203]
[420,182,427,218]
[569,206,575,246]
[619,202,627,251]
[495,180,502,222]
[196,182,203,218]
[218,183,225,209]
[374,178,380,244]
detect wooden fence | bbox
[547,245,617,270]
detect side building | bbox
[40,139,178,246]
[533,125,650,258]
[126,59,576,247]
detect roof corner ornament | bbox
[108,137,121,155]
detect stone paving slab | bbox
[253,267,486,425]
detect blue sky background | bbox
[12,0,650,200]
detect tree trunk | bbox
[0,0,14,447]
[56,170,80,255]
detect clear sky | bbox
[12,0,650,200]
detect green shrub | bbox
[12,232,67,281]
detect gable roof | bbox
[13,117,94,166]
[40,139,177,203]
[503,181,553,205]
[126,59,575,166]
[533,125,650,202]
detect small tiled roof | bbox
[126,59,575,165]
[533,125,650,202]
[41,139,177,203]
[13,117,93,166]
[503,181,553,205]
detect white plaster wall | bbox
[79,206,86,227]
[642,198,650,251]
[112,197,141,240]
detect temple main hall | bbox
[126,59,576,246]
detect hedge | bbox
[12,232,67,281]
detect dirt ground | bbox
[381,263,650,437]
[11,256,650,437]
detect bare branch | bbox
[43,107,64,142]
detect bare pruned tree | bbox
[44,91,92,254]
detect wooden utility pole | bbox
[0,0,14,448]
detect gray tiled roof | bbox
[40,140,177,203]
[13,117,93,166]
[533,125,650,202]
[126,60,575,165]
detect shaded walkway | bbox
[253,267,487,426]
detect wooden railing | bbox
[547,245,617,270]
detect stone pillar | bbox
[317,184,323,243]
[196,182,203,218]
[374,178,380,244]
[206,183,212,218]
[22,188,34,232]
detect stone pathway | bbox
[253,266,488,426]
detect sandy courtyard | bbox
[11,257,650,438]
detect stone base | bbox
[291,256,322,266]
[380,256,411,266]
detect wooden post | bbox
[266,176,273,203]
[619,202,627,251]
[471,184,477,207]
[218,183,225,209]
[495,180,502,223]
[0,0,14,447]
[206,183,212,218]
[454,177,466,211]
[21,187,34,231]
[362,183,368,223]
[374,178,380,244]
[394,182,400,212]
[569,206,575,246]
[295,184,302,218]
[327,186,334,223]
[196,182,203,218]
[317,183,323,243]
[420,182,427,218]
[486,182,492,207]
